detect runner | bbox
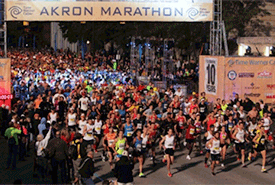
[185,119,198,160]
[220,126,230,167]
[232,122,247,167]
[93,115,103,153]
[159,128,176,177]
[252,125,268,172]
[66,108,77,131]
[204,125,214,168]
[133,130,146,177]
[103,127,117,170]
[206,131,221,176]
[82,119,95,151]
[78,114,87,135]
[123,117,135,145]
[114,130,127,161]
[263,112,272,135]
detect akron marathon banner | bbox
[199,56,275,104]
[6,0,213,22]
[0,59,12,109]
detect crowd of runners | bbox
[1,50,275,184]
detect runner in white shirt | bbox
[94,115,103,153]
[78,114,87,135]
[48,109,58,124]
[78,95,90,114]
[83,119,95,151]
[66,108,77,131]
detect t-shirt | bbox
[79,97,90,111]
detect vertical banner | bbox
[204,58,218,95]
[0,59,12,108]
[199,56,224,104]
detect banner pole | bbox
[4,0,7,58]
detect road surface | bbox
[0,137,275,184]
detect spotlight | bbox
[270,46,275,56]
[245,46,252,56]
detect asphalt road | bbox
[1,137,275,185]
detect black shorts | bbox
[126,137,133,145]
[147,142,155,149]
[133,149,145,157]
[108,147,115,154]
[220,143,227,148]
[211,154,220,161]
[68,125,77,132]
[256,145,265,152]
[186,139,195,144]
[235,142,245,150]
[165,148,174,156]
[94,134,102,142]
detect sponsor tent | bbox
[199,56,275,104]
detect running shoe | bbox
[211,172,216,176]
[205,164,208,168]
[237,157,240,161]
[168,173,173,177]
[186,155,191,160]
[247,156,251,161]
[242,164,247,168]
[162,158,166,163]
[200,151,203,154]
[94,149,98,153]
[261,168,267,173]
[221,163,224,167]
[139,172,145,177]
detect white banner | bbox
[204,58,217,95]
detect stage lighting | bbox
[245,46,252,56]
[270,46,275,56]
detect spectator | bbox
[113,150,134,185]
[5,121,22,170]
[79,151,95,185]
[47,130,68,184]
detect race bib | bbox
[190,128,195,135]
[109,140,114,146]
[127,131,133,137]
[87,133,92,137]
[70,118,75,122]
[179,121,183,126]
[196,128,201,132]
[222,135,226,140]
[168,143,174,147]
[119,143,125,150]
[260,138,265,145]
[137,124,142,129]
[228,125,232,131]
[96,127,101,131]
[136,144,142,150]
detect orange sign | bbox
[0,59,12,108]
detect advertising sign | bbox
[0,59,12,108]
[6,0,213,22]
[204,58,218,95]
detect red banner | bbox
[0,59,12,109]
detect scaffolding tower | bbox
[210,0,229,56]
[0,0,7,57]
[163,38,174,82]
[130,37,139,76]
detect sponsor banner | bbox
[6,0,213,22]
[199,56,275,104]
[204,58,218,95]
[0,59,12,109]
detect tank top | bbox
[256,133,266,147]
[83,124,95,141]
[177,116,185,129]
[263,118,270,131]
[164,135,175,149]
[210,139,221,154]
[207,117,216,131]
[141,134,148,148]
[220,132,227,141]
[135,137,143,151]
[106,133,116,147]
[68,113,77,126]
[248,123,257,136]
[227,120,234,132]
[103,124,110,135]
[78,120,87,134]
[50,112,57,124]
[206,131,213,141]
[94,120,102,135]
[194,122,202,133]
[124,123,134,137]
[235,128,245,143]
[186,124,196,140]
[115,138,126,155]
